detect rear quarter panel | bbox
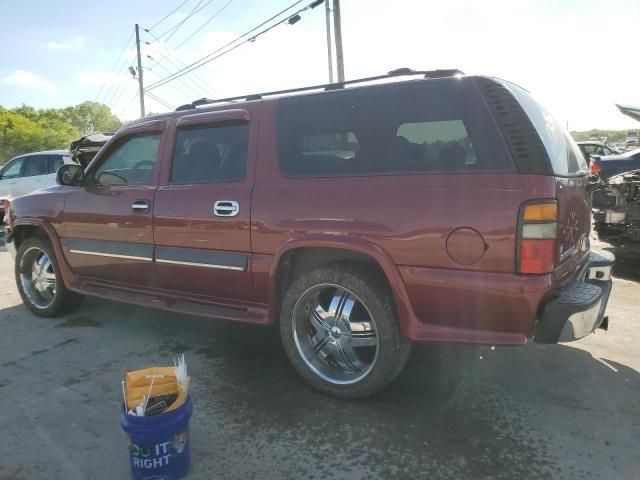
[252,100,557,341]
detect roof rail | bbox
[175,68,464,111]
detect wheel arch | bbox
[268,236,419,338]
[11,219,75,287]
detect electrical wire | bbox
[147,62,199,100]
[146,0,307,91]
[162,0,235,55]
[148,0,192,31]
[116,90,139,119]
[144,31,217,96]
[95,30,135,104]
[145,90,175,110]
[154,0,211,42]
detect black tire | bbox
[279,262,412,399]
[15,236,85,317]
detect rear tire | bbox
[15,236,85,317]
[279,262,412,399]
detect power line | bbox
[95,29,135,104]
[116,89,140,119]
[145,0,235,81]
[147,61,200,99]
[145,90,175,110]
[154,0,211,42]
[146,0,310,92]
[148,0,192,31]
[162,0,235,55]
[144,31,217,96]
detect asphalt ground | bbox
[0,235,638,480]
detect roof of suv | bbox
[127,69,465,123]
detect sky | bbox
[1,0,639,131]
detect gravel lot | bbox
[0,236,639,480]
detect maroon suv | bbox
[3,70,614,398]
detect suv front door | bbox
[153,108,256,302]
[59,121,166,287]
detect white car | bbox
[0,150,74,218]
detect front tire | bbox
[15,236,84,317]
[279,263,412,399]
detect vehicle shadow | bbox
[179,317,640,480]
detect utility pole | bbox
[332,0,345,83]
[324,0,334,83]
[134,24,146,118]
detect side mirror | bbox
[56,164,85,186]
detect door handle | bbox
[131,200,151,214]
[213,200,239,217]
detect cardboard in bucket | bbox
[121,354,193,480]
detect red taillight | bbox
[517,201,558,275]
[520,239,556,274]
[590,162,601,174]
[2,199,9,224]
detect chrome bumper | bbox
[534,250,614,344]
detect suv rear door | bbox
[59,120,166,286]
[20,154,50,196]
[152,107,257,302]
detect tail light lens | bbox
[517,200,557,274]
[2,199,11,227]
[590,161,601,174]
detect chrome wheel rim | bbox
[19,247,56,309]
[292,284,379,385]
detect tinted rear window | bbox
[277,80,514,177]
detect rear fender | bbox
[268,235,420,338]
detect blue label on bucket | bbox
[128,431,188,476]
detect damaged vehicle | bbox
[69,133,113,168]
[593,168,640,256]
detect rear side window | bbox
[171,124,248,184]
[277,80,513,177]
[23,155,48,177]
[500,81,588,176]
[48,155,66,173]
[397,121,478,167]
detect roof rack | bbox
[175,68,464,111]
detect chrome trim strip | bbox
[68,249,153,262]
[155,258,245,271]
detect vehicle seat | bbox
[174,140,221,183]
[436,142,468,171]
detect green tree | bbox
[0,102,121,165]
[62,101,121,135]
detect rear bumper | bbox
[533,250,614,343]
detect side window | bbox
[1,158,24,179]
[277,82,512,177]
[396,121,478,169]
[171,124,248,184]
[23,155,48,177]
[48,155,66,174]
[582,145,596,154]
[94,134,160,186]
